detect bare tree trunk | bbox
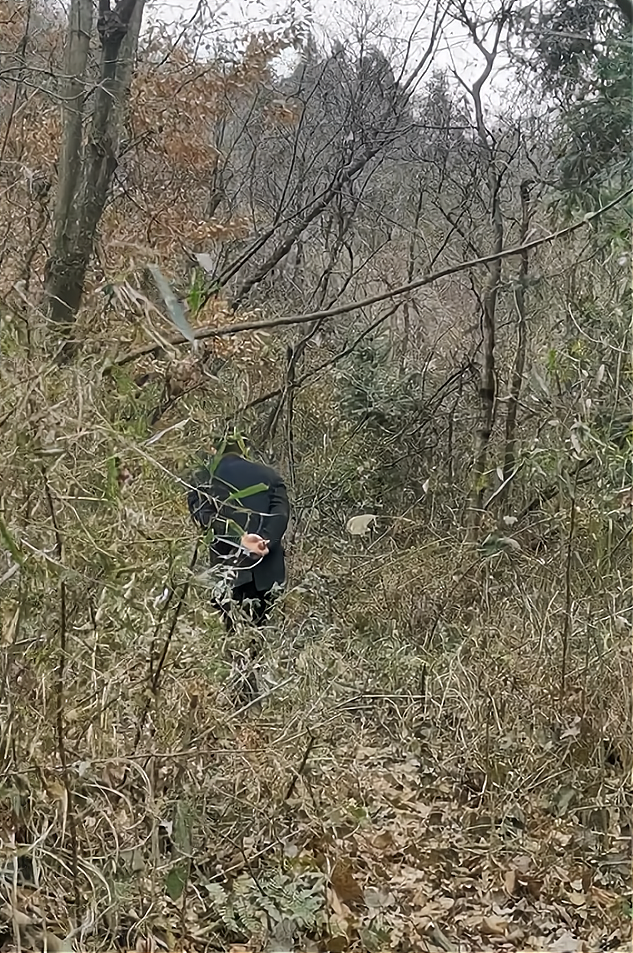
[461,30,508,535]
[468,197,501,528]
[400,178,424,374]
[468,177,501,529]
[45,0,145,337]
[502,179,532,484]
[50,0,92,259]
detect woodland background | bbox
[0,0,631,949]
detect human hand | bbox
[241,533,270,557]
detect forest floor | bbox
[161,722,631,953]
[1,723,631,953]
[1,568,631,953]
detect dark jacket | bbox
[187,453,290,592]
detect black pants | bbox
[214,579,273,632]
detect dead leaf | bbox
[325,935,349,953]
[465,810,493,835]
[194,253,215,273]
[481,915,508,937]
[325,887,354,950]
[346,514,378,536]
[330,860,364,905]
[47,779,66,802]
[526,877,544,899]
[1,605,20,645]
[5,906,32,927]
[102,760,126,787]
[590,886,619,908]
[567,891,586,907]
[131,847,145,873]
[371,830,395,851]
[549,931,581,952]
[503,869,518,896]
[364,885,395,909]
[41,931,71,953]
[513,854,532,873]
[570,428,583,456]
[426,925,455,952]
[551,784,578,815]
[327,887,351,922]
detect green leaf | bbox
[226,482,269,502]
[187,269,207,315]
[147,264,196,344]
[0,514,24,565]
[172,799,192,855]
[105,455,119,501]
[166,866,187,901]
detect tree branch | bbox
[111,186,633,367]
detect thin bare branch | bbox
[112,186,633,366]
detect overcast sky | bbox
[144,0,511,106]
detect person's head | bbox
[211,427,250,458]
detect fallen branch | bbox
[112,186,633,367]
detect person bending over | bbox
[187,430,290,630]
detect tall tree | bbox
[447,0,518,534]
[44,0,145,338]
[513,0,632,209]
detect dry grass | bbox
[0,351,631,952]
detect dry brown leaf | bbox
[418,897,455,916]
[364,885,396,909]
[526,876,544,898]
[330,860,364,905]
[503,869,518,896]
[426,925,455,952]
[1,606,20,646]
[371,830,395,851]
[4,906,32,927]
[512,854,532,873]
[102,760,126,787]
[46,780,66,802]
[327,887,352,922]
[480,915,509,936]
[40,931,70,953]
[590,886,619,908]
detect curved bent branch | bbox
[111,186,633,367]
